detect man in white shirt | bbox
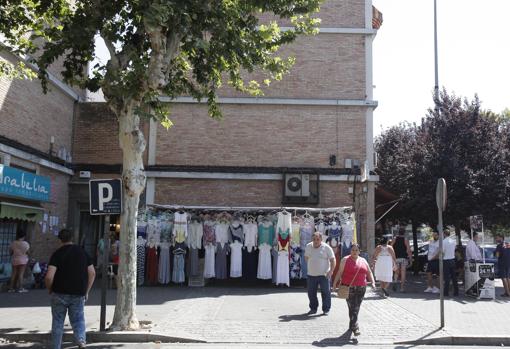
[442,229,459,297]
[305,232,336,315]
[424,232,440,293]
[466,232,482,261]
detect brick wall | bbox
[0,53,75,157]
[155,103,366,168]
[217,35,366,100]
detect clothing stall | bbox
[135,204,356,288]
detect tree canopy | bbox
[375,90,510,230]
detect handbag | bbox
[32,262,41,274]
[337,260,361,299]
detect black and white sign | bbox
[89,179,122,215]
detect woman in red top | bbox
[333,244,375,336]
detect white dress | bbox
[275,212,291,286]
[204,244,216,278]
[375,246,393,282]
[230,241,243,278]
[257,243,272,280]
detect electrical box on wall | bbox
[79,171,91,178]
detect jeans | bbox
[346,286,366,330]
[51,293,86,349]
[443,259,459,296]
[307,275,331,312]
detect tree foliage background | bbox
[375,90,510,230]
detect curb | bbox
[396,336,510,347]
[0,331,206,344]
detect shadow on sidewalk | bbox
[312,329,357,347]
[279,312,324,322]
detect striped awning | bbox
[0,202,44,222]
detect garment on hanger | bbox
[173,211,188,244]
[275,211,291,286]
[258,221,275,246]
[158,242,171,284]
[299,221,314,279]
[242,223,258,252]
[136,238,146,286]
[290,246,302,279]
[188,221,203,277]
[242,246,258,280]
[257,243,272,280]
[230,240,243,278]
[146,246,159,285]
[203,220,216,246]
[203,244,216,278]
[215,242,229,279]
[215,222,231,248]
[229,223,244,244]
[172,243,186,283]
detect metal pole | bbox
[434,0,439,105]
[438,211,444,328]
[100,215,110,332]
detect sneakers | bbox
[307,309,317,315]
[431,287,440,294]
[424,287,433,293]
[382,288,389,297]
[7,289,16,293]
[17,288,28,293]
[353,328,361,336]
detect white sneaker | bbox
[424,287,433,293]
[432,287,440,294]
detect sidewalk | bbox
[0,275,509,346]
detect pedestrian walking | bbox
[424,232,440,293]
[372,237,397,297]
[8,229,30,293]
[304,232,336,315]
[442,229,459,297]
[45,229,96,349]
[390,227,412,292]
[333,244,375,336]
[495,233,510,297]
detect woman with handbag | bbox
[333,244,375,336]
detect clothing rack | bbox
[147,204,352,213]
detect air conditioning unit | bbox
[285,174,310,197]
[79,171,91,179]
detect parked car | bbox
[409,243,428,272]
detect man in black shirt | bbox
[45,229,95,349]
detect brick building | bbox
[1,0,382,278]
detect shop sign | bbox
[0,165,51,202]
[89,179,122,215]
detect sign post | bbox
[436,178,447,328]
[89,179,122,332]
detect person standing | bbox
[8,229,30,293]
[333,244,375,336]
[372,237,397,297]
[495,234,510,297]
[466,232,482,262]
[442,229,459,297]
[424,232,440,293]
[45,229,95,349]
[305,232,336,315]
[391,228,412,292]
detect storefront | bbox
[0,164,50,282]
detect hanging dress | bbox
[158,242,171,284]
[275,211,291,286]
[290,221,302,279]
[215,242,229,279]
[203,244,216,279]
[300,221,314,279]
[242,223,258,280]
[172,243,186,284]
[188,222,203,277]
[257,243,273,280]
[172,211,188,244]
[146,245,159,285]
[230,241,243,278]
[136,239,146,286]
[375,245,394,283]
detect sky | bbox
[371,0,510,135]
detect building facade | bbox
[0,0,382,280]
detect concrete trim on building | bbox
[280,27,377,35]
[0,143,74,175]
[158,96,378,107]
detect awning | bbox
[0,202,44,222]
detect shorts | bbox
[396,258,409,268]
[499,265,510,279]
[426,259,439,274]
